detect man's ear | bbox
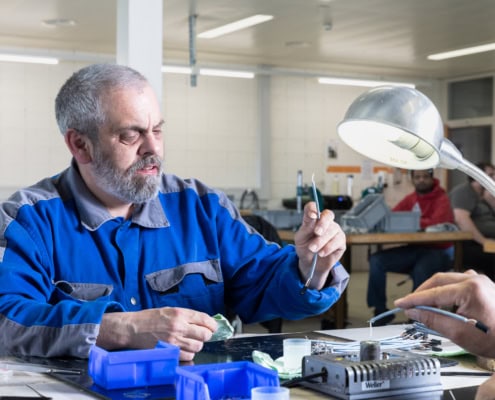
[64,129,93,164]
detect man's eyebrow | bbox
[154,120,165,129]
[113,119,164,133]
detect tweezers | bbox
[0,361,82,375]
[301,174,321,295]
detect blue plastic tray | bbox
[175,361,279,400]
[88,341,180,390]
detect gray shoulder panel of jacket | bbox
[161,174,240,220]
[0,176,60,235]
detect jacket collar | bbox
[64,160,169,231]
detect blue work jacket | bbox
[0,163,349,357]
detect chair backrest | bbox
[242,215,282,245]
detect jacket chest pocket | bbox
[53,281,114,302]
[145,259,224,309]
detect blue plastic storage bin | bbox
[88,341,180,390]
[175,361,279,400]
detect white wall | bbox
[163,73,258,189]
[0,61,440,209]
[0,62,82,191]
[269,77,375,208]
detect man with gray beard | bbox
[0,63,349,361]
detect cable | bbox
[369,306,489,334]
[281,371,327,388]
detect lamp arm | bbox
[439,138,495,196]
[457,159,495,197]
[438,138,495,196]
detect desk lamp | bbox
[337,85,495,196]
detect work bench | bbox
[0,325,486,399]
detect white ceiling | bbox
[1,0,495,80]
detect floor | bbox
[241,271,412,334]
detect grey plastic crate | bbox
[381,211,421,232]
[341,194,388,232]
[251,209,303,230]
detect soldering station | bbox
[301,341,443,399]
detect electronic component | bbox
[301,349,442,399]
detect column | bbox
[116,0,163,100]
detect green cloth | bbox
[252,350,301,380]
[208,314,234,342]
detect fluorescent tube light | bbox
[200,68,254,79]
[428,42,495,60]
[161,65,192,74]
[162,65,254,79]
[198,14,273,39]
[0,54,59,65]
[318,77,415,88]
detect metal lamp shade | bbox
[337,85,443,169]
[337,85,495,196]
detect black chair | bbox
[231,214,284,333]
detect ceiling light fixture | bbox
[161,65,254,79]
[318,77,415,88]
[161,65,192,75]
[198,14,273,39]
[200,68,254,79]
[0,54,59,65]
[41,18,77,28]
[285,40,311,48]
[428,42,495,60]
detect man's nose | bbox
[139,131,161,155]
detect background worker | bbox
[449,161,495,280]
[0,63,349,361]
[367,169,454,325]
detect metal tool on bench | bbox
[301,341,443,400]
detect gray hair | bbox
[55,63,148,141]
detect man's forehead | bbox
[412,170,433,177]
[102,87,161,123]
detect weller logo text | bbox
[362,380,390,390]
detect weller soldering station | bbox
[301,340,443,400]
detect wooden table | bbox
[483,239,495,253]
[278,230,473,329]
[344,231,473,273]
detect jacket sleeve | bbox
[216,203,349,323]
[0,217,124,358]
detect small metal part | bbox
[360,340,381,361]
[0,362,81,375]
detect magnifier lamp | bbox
[337,85,495,196]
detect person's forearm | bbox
[455,215,486,244]
[459,221,486,244]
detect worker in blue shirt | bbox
[0,63,349,361]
